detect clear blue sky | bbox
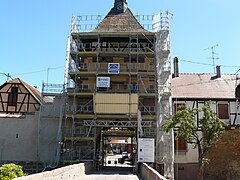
[0,0,239,89]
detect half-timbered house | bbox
[0,78,50,114]
[0,78,61,173]
[172,59,240,179]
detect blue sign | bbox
[108,63,120,74]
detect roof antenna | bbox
[0,72,13,80]
[204,44,219,73]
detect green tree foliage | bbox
[162,102,225,180]
[0,163,27,180]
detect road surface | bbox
[77,154,141,180]
[79,167,140,180]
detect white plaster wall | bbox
[173,99,240,164]
[0,108,61,166]
[0,114,38,162]
[175,143,198,163]
[38,99,62,166]
[38,116,60,165]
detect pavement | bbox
[79,167,140,180]
[77,154,141,180]
[79,175,139,180]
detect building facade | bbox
[172,61,240,179]
[0,78,63,173]
[62,0,174,178]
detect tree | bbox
[0,163,27,180]
[162,102,225,180]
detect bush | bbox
[0,163,27,180]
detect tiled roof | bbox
[172,73,240,99]
[93,8,148,32]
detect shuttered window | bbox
[218,104,229,119]
[173,103,186,114]
[7,87,18,106]
[174,104,187,151]
[174,135,187,151]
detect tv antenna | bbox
[204,44,219,73]
[0,72,13,80]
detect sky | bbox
[0,0,240,90]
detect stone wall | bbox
[14,162,93,180]
[205,128,240,180]
[140,163,167,180]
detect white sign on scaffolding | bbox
[138,138,155,162]
[96,77,110,88]
[108,63,120,74]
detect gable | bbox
[0,78,42,114]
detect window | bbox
[236,85,240,99]
[173,103,186,114]
[8,87,18,106]
[174,104,187,151]
[218,104,229,119]
[174,134,187,151]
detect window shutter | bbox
[218,104,229,119]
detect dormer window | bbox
[7,87,18,106]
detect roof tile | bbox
[93,8,147,32]
[172,74,240,99]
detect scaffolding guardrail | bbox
[66,105,94,114]
[66,83,155,94]
[71,42,154,53]
[71,12,170,32]
[69,62,155,74]
[42,83,64,94]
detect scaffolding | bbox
[155,12,174,179]
[71,14,156,32]
[63,7,173,176]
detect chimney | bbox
[114,0,128,14]
[216,65,221,78]
[173,57,179,78]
